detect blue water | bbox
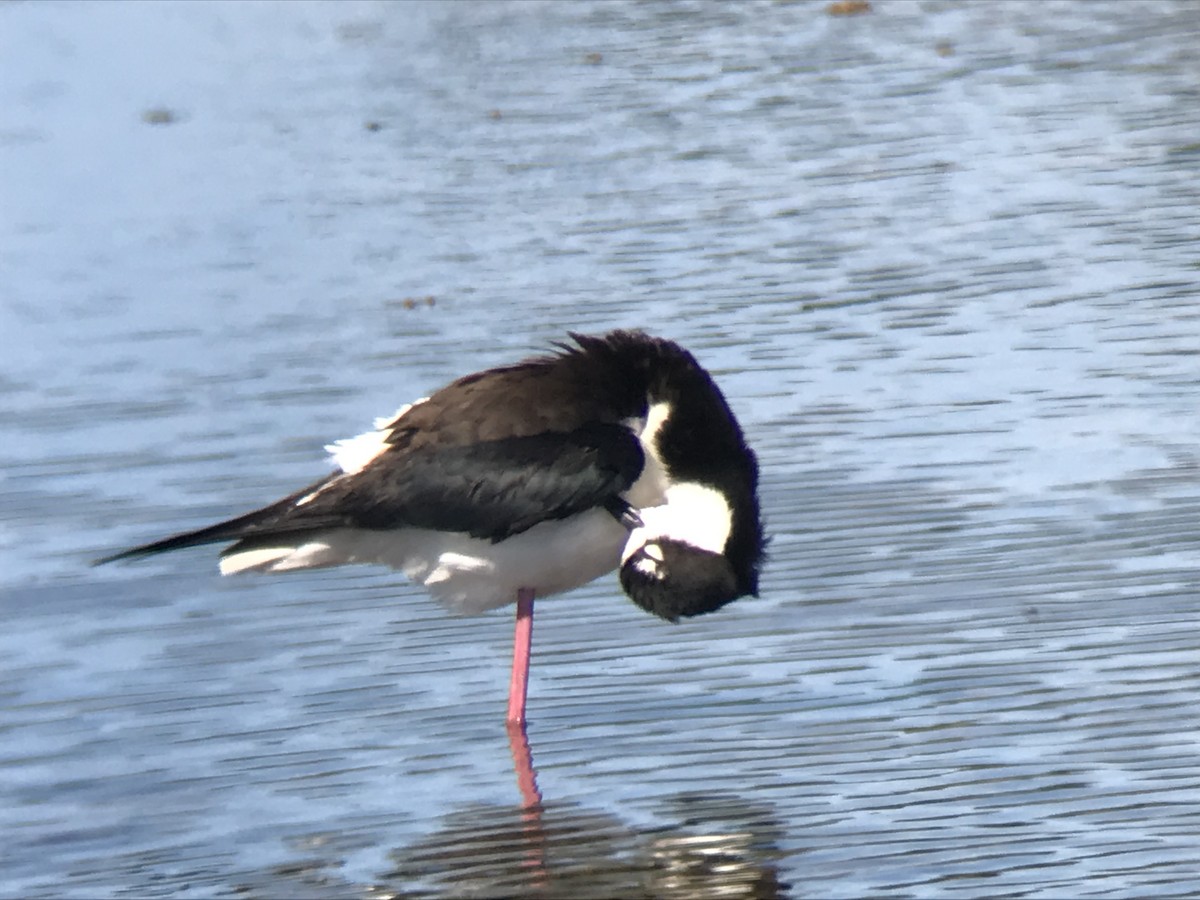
[3,1,1200,896]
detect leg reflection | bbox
[507,718,547,886]
[507,718,543,811]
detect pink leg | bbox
[506,587,535,725]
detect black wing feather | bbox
[295,422,644,542]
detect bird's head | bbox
[619,537,743,622]
[617,484,759,623]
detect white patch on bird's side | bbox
[219,539,348,574]
[219,546,293,574]
[217,508,630,616]
[324,399,429,476]
[620,481,733,564]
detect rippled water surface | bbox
[4,1,1200,897]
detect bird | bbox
[96,330,765,725]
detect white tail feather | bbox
[219,546,295,574]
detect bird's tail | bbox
[94,474,343,566]
[93,512,270,565]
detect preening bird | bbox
[97,331,765,724]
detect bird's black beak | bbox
[604,496,644,530]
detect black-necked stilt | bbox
[97,331,765,725]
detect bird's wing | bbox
[96,422,645,564]
[299,421,645,541]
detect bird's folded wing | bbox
[310,421,645,541]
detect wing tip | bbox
[91,522,239,568]
[92,536,202,568]
[92,547,139,567]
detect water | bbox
[3,1,1200,896]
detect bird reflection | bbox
[383,792,788,899]
[230,720,787,898]
[242,785,789,899]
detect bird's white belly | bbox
[220,509,630,615]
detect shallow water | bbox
[3,1,1200,897]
